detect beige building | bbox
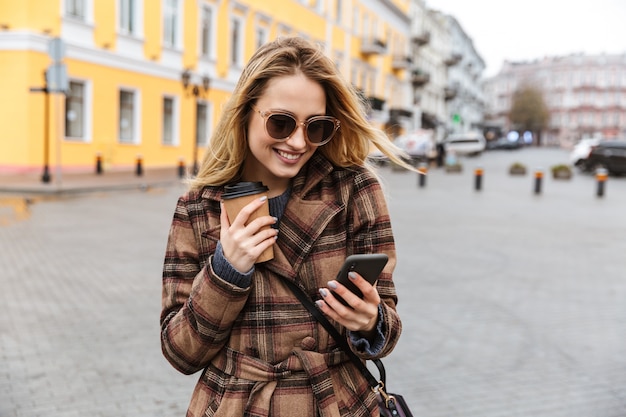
[484,54,626,147]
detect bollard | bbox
[417,162,428,188]
[95,152,103,175]
[474,167,483,191]
[596,168,608,197]
[534,169,543,194]
[177,158,186,179]
[136,155,143,177]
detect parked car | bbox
[367,131,434,167]
[393,131,435,165]
[486,136,523,150]
[444,132,486,156]
[570,137,601,168]
[581,140,626,175]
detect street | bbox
[2,147,626,417]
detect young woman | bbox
[161,37,408,417]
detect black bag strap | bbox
[282,279,384,389]
[283,279,402,414]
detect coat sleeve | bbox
[347,169,402,360]
[160,195,251,375]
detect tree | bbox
[509,85,549,146]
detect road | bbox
[2,147,626,416]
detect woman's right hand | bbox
[219,197,278,273]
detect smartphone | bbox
[332,253,389,306]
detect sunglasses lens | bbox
[266,114,296,139]
[307,119,336,144]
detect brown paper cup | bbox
[222,183,274,263]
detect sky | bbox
[426,0,626,77]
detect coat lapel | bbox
[265,196,344,280]
[263,154,345,282]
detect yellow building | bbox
[0,0,412,177]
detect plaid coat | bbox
[161,154,402,417]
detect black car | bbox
[486,137,523,150]
[582,140,626,175]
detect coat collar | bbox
[199,153,334,202]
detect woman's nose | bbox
[286,123,307,149]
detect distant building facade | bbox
[484,54,626,147]
[407,4,485,144]
[443,14,485,136]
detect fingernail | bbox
[273,217,278,223]
[315,300,325,308]
[319,288,328,297]
[348,272,357,280]
[327,281,338,289]
[259,196,268,202]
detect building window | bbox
[352,7,360,36]
[163,0,179,48]
[230,17,243,66]
[162,97,175,145]
[66,0,86,19]
[336,0,342,24]
[362,13,370,40]
[256,26,269,50]
[119,90,136,144]
[119,0,135,34]
[196,102,210,146]
[200,5,213,57]
[65,81,85,140]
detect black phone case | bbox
[333,254,389,305]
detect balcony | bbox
[367,96,386,111]
[411,31,431,46]
[411,69,430,88]
[392,55,412,70]
[444,53,462,66]
[389,108,413,119]
[361,38,387,55]
[444,84,458,100]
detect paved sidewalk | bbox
[0,167,186,197]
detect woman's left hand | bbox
[317,272,380,338]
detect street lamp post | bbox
[181,70,210,175]
[29,73,51,183]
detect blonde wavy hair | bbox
[188,36,410,191]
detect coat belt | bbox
[211,345,349,417]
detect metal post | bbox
[182,72,210,177]
[178,158,186,178]
[596,168,608,197]
[474,167,483,191]
[136,155,143,176]
[417,162,427,187]
[96,152,103,174]
[42,87,51,183]
[30,82,52,183]
[534,169,543,195]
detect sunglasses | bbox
[255,107,340,146]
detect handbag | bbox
[282,279,414,417]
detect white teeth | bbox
[276,150,300,160]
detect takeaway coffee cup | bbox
[222,181,273,263]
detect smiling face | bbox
[242,72,327,197]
